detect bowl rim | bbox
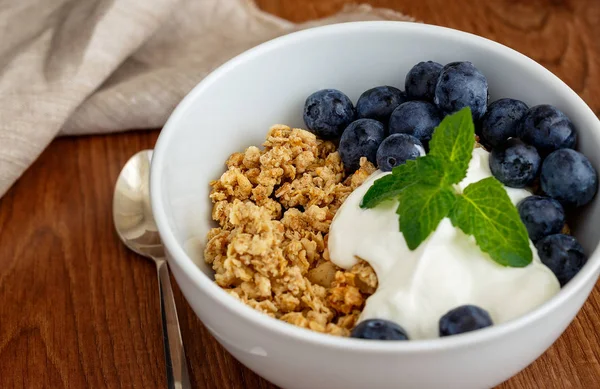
[150,21,600,353]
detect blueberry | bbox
[517,105,577,155]
[536,234,587,286]
[541,149,598,207]
[439,305,493,337]
[303,89,356,139]
[376,134,425,172]
[356,86,406,124]
[405,61,443,102]
[517,196,565,242]
[480,98,529,148]
[434,61,488,121]
[351,319,409,340]
[339,119,386,173]
[388,101,442,143]
[489,138,541,188]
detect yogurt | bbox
[328,148,560,340]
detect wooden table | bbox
[1,1,599,388]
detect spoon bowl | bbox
[113,150,164,259]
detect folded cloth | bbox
[0,0,413,197]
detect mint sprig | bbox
[360,107,532,267]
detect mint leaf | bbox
[449,177,532,267]
[393,154,445,185]
[360,162,418,209]
[396,183,456,250]
[361,156,445,209]
[429,107,475,185]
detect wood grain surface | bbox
[1,1,599,388]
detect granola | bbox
[205,125,377,336]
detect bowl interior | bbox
[153,22,600,290]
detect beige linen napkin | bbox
[0,0,413,197]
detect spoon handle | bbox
[156,258,191,389]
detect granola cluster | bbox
[205,125,378,336]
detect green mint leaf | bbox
[396,183,456,250]
[428,107,475,185]
[449,177,533,267]
[361,156,445,209]
[360,161,418,208]
[392,154,445,185]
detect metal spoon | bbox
[113,150,191,389]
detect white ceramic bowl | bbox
[150,22,600,389]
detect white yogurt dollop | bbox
[328,148,560,340]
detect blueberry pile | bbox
[302,60,488,173]
[485,105,597,288]
[302,60,599,341]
